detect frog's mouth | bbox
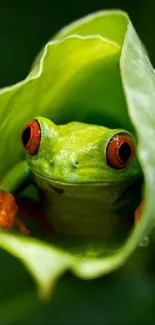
[36,172,142,196]
[47,177,141,200]
[34,170,142,188]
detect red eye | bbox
[21,120,41,155]
[106,133,136,169]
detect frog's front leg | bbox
[0,161,31,234]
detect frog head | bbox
[21,116,141,185]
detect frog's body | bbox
[39,180,141,236]
[0,117,142,236]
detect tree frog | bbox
[0,117,143,236]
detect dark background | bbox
[1,1,155,324]
[1,0,155,88]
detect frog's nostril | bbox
[71,159,79,168]
[50,159,54,166]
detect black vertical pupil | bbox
[22,126,31,147]
[118,142,132,162]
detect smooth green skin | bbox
[0,117,142,236]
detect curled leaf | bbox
[0,10,154,297]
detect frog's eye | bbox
[21,120,41,155]
[106,133,136,169]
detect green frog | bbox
[0,117,143,236]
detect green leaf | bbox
[0,10,154,298]
[54,9,128,45]
[120,22,155,237]
[0,232,72,298]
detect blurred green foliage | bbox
[0,1,155,324]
